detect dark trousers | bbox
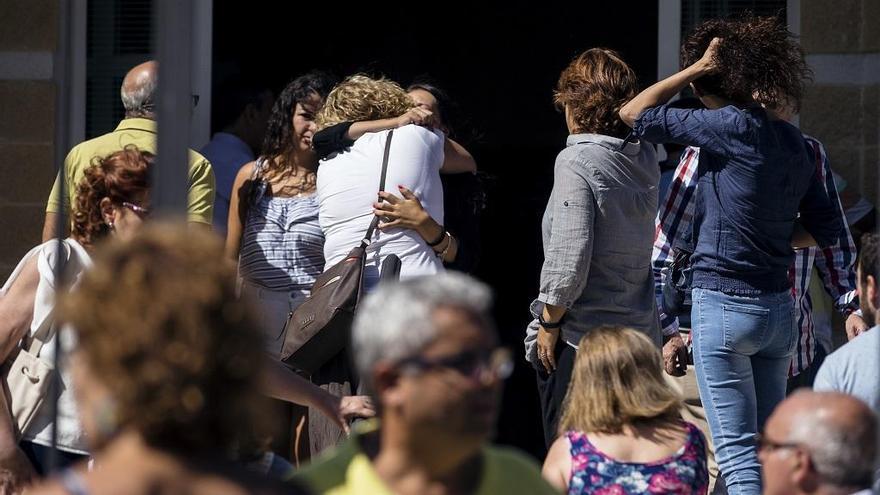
[20,441,87,476]
[786,344,828,393]
[534,338,577,448]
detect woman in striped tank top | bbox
[226,72,336,360]
[227,72,377,462]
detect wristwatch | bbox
[538,314,563,330]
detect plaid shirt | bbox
[653,137,858,376]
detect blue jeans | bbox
[691,288,797,495]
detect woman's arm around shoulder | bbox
[440,138,476,174]
[225,161,258,260]
[542,435,572,493]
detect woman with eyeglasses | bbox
[542,326,709,495]
[0,146,152,489]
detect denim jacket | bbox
[634,105,842,295]
[528,134,661,356]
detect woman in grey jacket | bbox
[528,48,661,446]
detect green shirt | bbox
[46,118,215,225]
[294,421,560,495]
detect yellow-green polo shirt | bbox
[46,118,215,225]
[294,420,560,495]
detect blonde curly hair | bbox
[316,75,414,130]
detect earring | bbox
[106,219,114,231]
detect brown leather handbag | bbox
[280,130,394,373]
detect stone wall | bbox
[800,0,879,205]
[0,0,57,279]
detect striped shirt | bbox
[239,159,325,292]
[653,137,858,376]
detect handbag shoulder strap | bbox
[26,239,79,357]
[27,309,55,356]
[360,129,394,247]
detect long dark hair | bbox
[407,77,480,145]
[260,70,337,177]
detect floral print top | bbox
[566,422,708,495]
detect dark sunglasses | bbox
[398,347,513,382]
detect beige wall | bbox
[0,0,57,279]
[800,0,879,205]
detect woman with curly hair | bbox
[305,74,448,455]
[315,74,448,283]
[225,71,374,464]
[526,48,661,447]
[542,326,708,495]
[0,146,151,488]
[620,16,842,495]
[226,71,337,360]
[310,78,483,272]
[29,224,307,495]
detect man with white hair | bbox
[295,273,557,494]
[42,60,215,240]
[760,390,877,495]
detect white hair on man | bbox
[786,391,878,489]
[352,273,493,393]
[120,60,158,118]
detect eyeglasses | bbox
[756,433,801,453]
[122,201,151,218]
[399,347,513,382]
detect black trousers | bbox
[534,337,577,448]
[785,343,828,393]
[20,441,87,476]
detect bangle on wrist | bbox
[436,232,454,260]
[426,226,446,247]
[538,314,562,329]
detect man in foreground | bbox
[295,273,557,494]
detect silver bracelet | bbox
[436,231,453,260]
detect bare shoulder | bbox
[544,434,571,467]
[542,435,572,492]
[231,161,258,190]
[236,160,257,179]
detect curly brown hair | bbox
[316,75,414,130]
[554,48,638,139]
[71,146,152,247]
[682,15,812,111]
[59,223,265,455]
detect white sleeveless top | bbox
[0,239,91,454]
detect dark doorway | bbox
[214,1,659,459]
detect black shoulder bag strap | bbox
[360,129,394,248]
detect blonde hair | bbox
[559,326,682,435]
[316,74,414,130]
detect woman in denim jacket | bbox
[620,17,841,495]
[529,48,662,447]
